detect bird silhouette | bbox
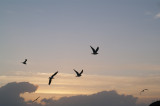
[48,71,58,85]
[22,59,27,65]
[32,96,40,103]
[74,69,83,77]
[90,46,99,55]
[140,89,148,95]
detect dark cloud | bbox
[0,82,147,106]
[0,82,38,106]
[149,100,160,106]
[41,91,146,106]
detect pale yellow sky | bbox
[0,71,160,104]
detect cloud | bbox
[0,82,38,106]
[154,13,160,19]
[149,100,160,106]
[41,90,146,106]
[0,82,148,106]
[1,72,160,102]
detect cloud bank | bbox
[41,91,147,106]
[0,82,38,106]
[42,91,139,106]
[0,82,147,106]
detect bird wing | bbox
[51,71,58,78]
[48,78,52,85]
[90,46,96,52]
[24,59,27,62]
[74,69,79,75]
[80,70,83,75]
[140,89,148,95]
[96,47,99,52]
[32,96,40,102]
[49,71,58,85]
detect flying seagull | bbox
[140,89,148,95]
[90,46,99,55]
[22,59,27,65]
[74,69,83,77]
[48,71,58,85]
[32,96,40,103]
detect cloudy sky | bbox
[0,82,147,106]
[0,0,160,106]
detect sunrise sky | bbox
[0,0,160,106]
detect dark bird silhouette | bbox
[48,71,58,85]
[140,89,148,95]
[32,96,40,103]
[74,69,83,77]
[90,46,99,55]
[22,59,27,65]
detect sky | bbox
[0,0,160,106]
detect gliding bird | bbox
[90,46,99,55]
[32,96,40,103]
[48,71,58,85]
[74,69,83,77]
[140,89,148,95]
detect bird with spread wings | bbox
[74,69,83,77]
[90,46,99,55]
[140,89,148,95]
[48,71,58,85]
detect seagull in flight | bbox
[22,59,27,65]
[90,46,99,55]
[140,89,148,95]
[74,69,83,77]
[32,96,40,103]
[48,71,58,85]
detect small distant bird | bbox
[22,59,27,65]
[32,96,40,103]
[48,71,58,85]
[140,89,148,95]
[90,46,99,55]
[74,69,83,77]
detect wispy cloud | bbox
[1,72,160,97]
[154,13,160,19]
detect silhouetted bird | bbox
[74,69,83,77]
[140,89,148,95]
[22,59,27,65]
[32,96,40,103]
[90,46,99,55]
[48,71,58,85]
